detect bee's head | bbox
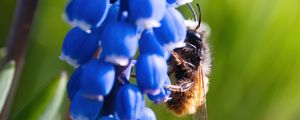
[186,30,202,49]
[185,3,203,49]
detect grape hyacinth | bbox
[61,0,193,119]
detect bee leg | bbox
[164,81,195,92]
[170,51,195,69]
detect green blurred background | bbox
[1,0,300,119]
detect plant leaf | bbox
[0,61,15,113]
[11,71,68,120]
[39,72,68,120]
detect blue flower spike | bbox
[79,59,115,96]
[115,84,144,120]
[138,107,156,120]
[153,7,187,50]
[136,54,168,95]
[62,0,194,118]
[128,0,166,29]
[101,22,138,66]
[65,0,110,32]
[60,27,99,68]
[70,90,104,120]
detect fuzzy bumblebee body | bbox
[165,20,211,117]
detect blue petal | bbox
[128,0,166,29]
[94,2,120,43]
[153,7,187,50]
[115,84,144,120]
[138,107,156,120]
[167,0,193,7]
[64,0,75,24]
[147,76,171,103]
[79,59,115,96]
[101,22,138,66]
[136,54,168,95]
[99,115,119,120]
[70,0,110,32]
[67,66,83,101]
[60,27,99,68]
[139,29,165,56]
[166,0,176,4]
[70,90,104,120]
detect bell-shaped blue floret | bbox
[60,27,99,68]
[65,0,110,32]
[115,84,144,120]
[139,29,165,56]
[95,2,120,44]
[99,115,119,120]
[67,66,83,101]
[79,59,115,96]
[70,90,104,120]
[153,7,187,50]
[101,22,138,66]
[128,0,166,29]
[147,76,171,103]
[138,107,156,120]
[136,54,168,95]
[166,0,193,7]
[64,0,74,24]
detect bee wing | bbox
[194,102,208,120]
[194,63,208,120]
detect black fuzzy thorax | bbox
[170,30,203,82]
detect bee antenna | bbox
[195,3,202,31]
[187,3,198,22]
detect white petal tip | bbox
[105,55,129,66]
[59,53,79,68]
[137,19,161,29]
[164,41,186,50]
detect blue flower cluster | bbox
[61,0,192,119]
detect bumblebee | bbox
[165,4,211,120]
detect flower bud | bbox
[128,0,166,29]
[79,59,115,96]
[153,7,187,50]
[136,54,168,95]
[139,29,164,57]
[147,77,171,103]
[65,0,110,32]
[167,0,193,7]
[94,2,120,47]
[70,90,104,120]
[60,27,99,68]
[115,84,144,120]
[99,115,119,120]
[101,22,138,66]
[138,107,156,120]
